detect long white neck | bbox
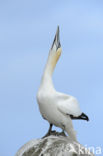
[40,56,55,90]
[40,48,62,90]
[41,72,54,90]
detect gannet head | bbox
[51,26,61,52]
[47,26,62,74]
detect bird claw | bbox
[42,130,56,138]
[42,130,67,138]
[58,131,67,137]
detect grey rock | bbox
[15,136,94,156]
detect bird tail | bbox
[66,126,77,141]
[65,118,77,141]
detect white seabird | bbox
[37,26,89,141]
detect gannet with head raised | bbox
[37,26,89,141]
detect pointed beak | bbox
[51,26,61,51]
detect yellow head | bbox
[50,47,62,72]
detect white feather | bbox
[37,27,82,141]
[57,93,81,117]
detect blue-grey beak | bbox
[51,26,61,50]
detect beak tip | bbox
[56,25,60,36]
[57,25,59,31]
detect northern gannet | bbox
[37,26,89,141]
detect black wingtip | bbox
[69,112,90,122]
[82,113,90,122]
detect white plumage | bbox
[37,26,89,141]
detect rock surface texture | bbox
[15,136,94,156]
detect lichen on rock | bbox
[15,135,94,156]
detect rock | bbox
[15,135,94,156]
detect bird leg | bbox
[59,130,66,137]
[58,124,67,137]
[42,124,56,138]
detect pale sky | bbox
[0,0,103,156]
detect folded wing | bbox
[57,95,81,117]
